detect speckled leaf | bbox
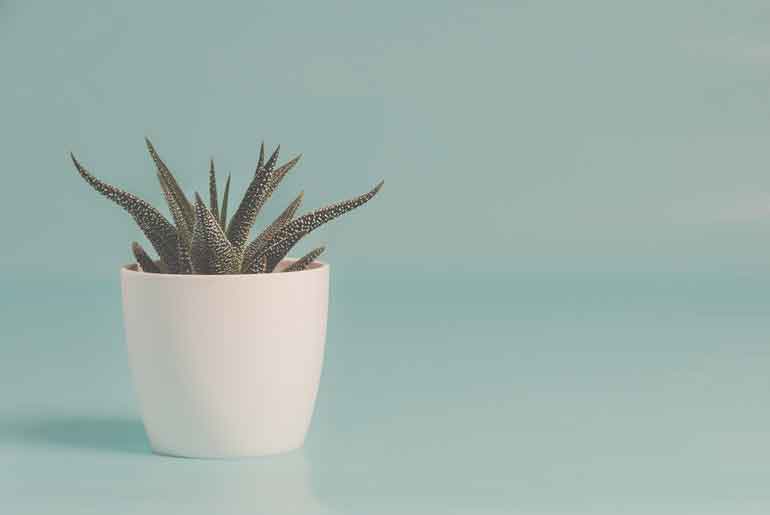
[241,191,304,272]
[209,159,219,222]
[131,241,160,273]
[261,230,309,273]
[268,154,302,192]
[71,154,180,272]
[255,142,265,176]
[263,145,280,174]
[278,246,326,273]
[275,180,384,244]
[158,172,191,248]
[226,145,282,252]
[177,237,192,274]
[219,173,231,228]
[193,194,238,274]
[190,205,210,274]
[145,138,195,229]
[244,254,268,274]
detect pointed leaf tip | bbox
[269,144,281,163]
[268,153,302,191]
[256,141,266,172]
[209,159,220,223]
[280,245,326,273]
[71,156,179,271]
[228,146,286,251]
[275,179,385,245]
[147,138,195,231]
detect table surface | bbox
[2,269,769,514]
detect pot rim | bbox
[121,258,329,279]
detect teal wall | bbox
[2,1,770,277]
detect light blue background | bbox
[2,1,770,513]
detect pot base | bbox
[150,441,305,460]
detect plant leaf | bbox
[278,246,326,273]
[177,237,192,274]
[145,138,195,229]
[263,145,280,174]
[192,193,238,274]
[241,191,304,272]
[226,145,282,253]
[246,229,307,273]
[71,154,180,272]
[208,159,219,222]
[131,241,161,273]
[275,180,384,245]
[239,153,301,252]
[190,204,210,274]
[244,254,268,274]
[255,141,265,176]
[157,172,191,248]
[219,173,231,228]
[263,230,309,272]
[268,154,302,191]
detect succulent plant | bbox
[71,139,383,274]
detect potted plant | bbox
[70,139,383,458]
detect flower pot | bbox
[120,259,329,458]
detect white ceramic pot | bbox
[120,259,329,458]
